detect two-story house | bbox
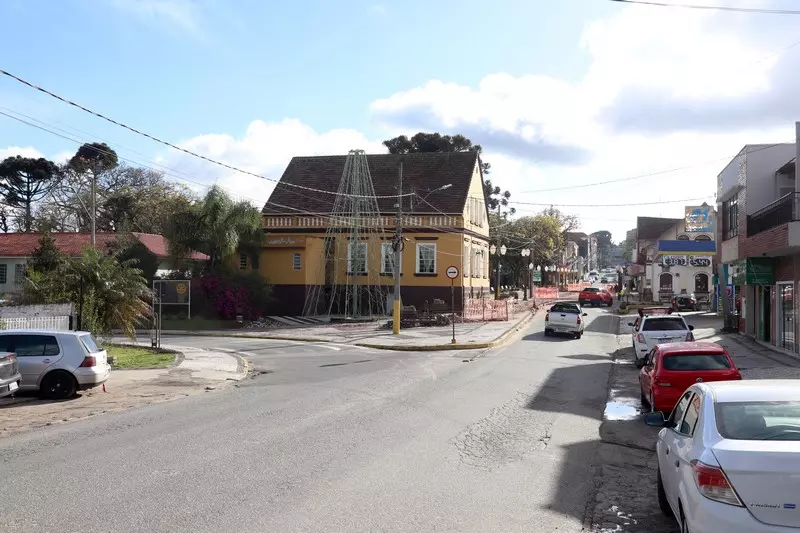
[717,141,800,350]
[259,152,490,316]
[632,212,716,302]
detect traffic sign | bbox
[446,266,459,279]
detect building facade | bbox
[717,141,800,351]
[259,152,491,316]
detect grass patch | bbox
[107,344,176,369]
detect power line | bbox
[610,0,800,14]
[469,194,712,208]
[519,142,789,193]
[0,68,414,201]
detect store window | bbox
[659,273,673,293]
[694,273,709,293]
[778,283,795,352]
[722,196,739,240]
[695,234,711,241]
[677,235,689,241]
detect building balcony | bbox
[747,192,800,237]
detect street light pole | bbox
[392,160,403,335]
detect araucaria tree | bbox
[0,156,60,232]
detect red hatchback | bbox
[639,342,741,413]
[578,287,613,307]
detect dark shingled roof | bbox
[263,152,480,216]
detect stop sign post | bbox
[446,266,459,344]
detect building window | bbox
[472,247,479,278]
[484,248,489,278]
[416,243,436,274]
[463,242,469,276]
[677,235,689,241]
[239,254,248,270]
[694,234,711,241]
[381,243,395,274]
[779,283,795,352]
[293,252,302,271]
[659,272,673,292]
[722,196,738,240]
[695,273,709,293]
[348,242,367,274]
[469,197,485,227]
[0,264,6,284]
[14,264,23,285]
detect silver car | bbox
[0,330,111,399]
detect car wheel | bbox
[634,357,644,369]
[544,329,551,337]
[40,370,77,400]
[657,470,673,517]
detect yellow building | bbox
[257,152,491,316]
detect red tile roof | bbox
[0,232,209,261]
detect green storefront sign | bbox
[731,258,774,286]
[532,271,542,283]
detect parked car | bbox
[630,308,694,367]
[0,351,21,398]
[671,293,698,311]
[579,287,613,307]
[646,380,800,533]
[639,342,741,413]
[0,330,111,399]
[544,302,588,339]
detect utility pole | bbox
[392,160,403,335]
[495,202,502,299]
[90,170,96,248]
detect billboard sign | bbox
[685,205,714,233]
[661,255,712,268]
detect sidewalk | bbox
[145,309,539,351]
[0,344,246,438]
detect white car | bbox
[544,302,588,339]
[630,310,694,367]
[0,330,111,399]
[646,380,800,533]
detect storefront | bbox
[777,281,795,352]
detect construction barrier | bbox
[566,282,592,292]
[534,288,559,299]
[463,298,510,322]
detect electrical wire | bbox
[610,0,800,14]
[466,194,713,208]
[0,68,415,200]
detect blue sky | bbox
[2,0,799,240]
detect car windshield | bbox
[716,402,800,441]
[641,317,687,331]
[663,354,730,371]
[551,304,580,314]
[80,334,102,353]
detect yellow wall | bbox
[462,162,491,239]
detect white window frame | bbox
[13,264,23,285]
[381,243,396,274]
[416,242,437,274]
[463,242,469,277]
[348,241,368,274]
[292,252,302,271]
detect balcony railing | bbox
[747,192,800,237]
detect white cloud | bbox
[108,0,203,35]
[161,118,384,207]
[0,146,44,160]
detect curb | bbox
[155,331,334,343]
[354,310,536,352]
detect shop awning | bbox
[657,239,716,256]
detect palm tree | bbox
[165,185,263,270]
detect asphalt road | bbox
[1,306,619,533]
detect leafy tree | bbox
[68,142,118,175]
[591,230,614,268]
[383,132,491,176]
[110,235,161,281]
[164,185,263,270]
[17,247,151,337]
[0,156,60,232]
[28,231,65,273]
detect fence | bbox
[0,316,70,331]
[463,298,510,321]
[534,288,559,299]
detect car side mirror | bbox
[627,322,634,327]
[688,325,695,331]
[644,412,666,427]
[582,313,588,316]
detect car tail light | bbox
[690,299,696,304]
[577,315,582,324]
[691,460,743,507]
[79,356,97,368]
[685,331,694,341]
[637,333,646,343]
[655,379,672,387]
[545,312,549,322]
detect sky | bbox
[2,0,800,242]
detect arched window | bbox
[659,273,673,292]
[677,235,690,240]
[695,234,711,241]
[695,273,709,293]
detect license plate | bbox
[554,328,568,332]
[8,381,17,391]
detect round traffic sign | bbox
[446,265,459,279]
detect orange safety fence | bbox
[566,282,592,292]
[534,288,559,299]
[463,298,509,322]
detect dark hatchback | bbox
[0,351,21,398]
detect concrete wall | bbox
[744,143,796,215]
[0,258,28,294]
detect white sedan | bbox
[646,380,800,533]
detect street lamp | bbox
[521,248,530,300]
[490,243,506,299]
[413,183,453,210]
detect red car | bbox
[578,287,613,307]
[639,342,741,413]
